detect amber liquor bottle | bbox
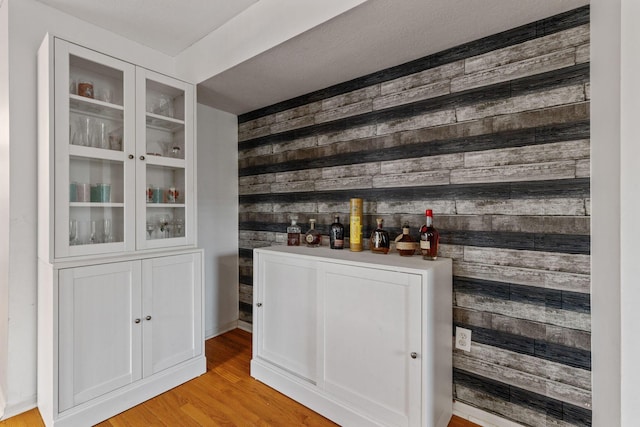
[395,225,417,256]
[329,215,344,249]
[370,218,390,254]
[305,219,322,247]
[419,209,440,260]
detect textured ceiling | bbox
[34,0,259,55]
[33,0,590,115]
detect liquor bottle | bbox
[349,198,363,251]
[329,215,344,249]
[420,209,440,260]
[395,225,417,256]
[370,218,390,254]
[305,219,322,247]
[287,218,301,246]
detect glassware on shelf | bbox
[77,80,94,98]
[166,187,179,203]
[69,219,78,246]
[103,219,114,243]
[146,222,156,239]
[370,218,390,254]
[157,214,171,238]
[395,225,417,256]
[174,218,184,238]
[305,219,321,247]
[89,220,99,244]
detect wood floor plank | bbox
[0,329,479,427]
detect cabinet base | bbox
[252,359,451,427]
[40,356,206,427]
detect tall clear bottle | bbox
[329,215,344,249]
[419,209,440,260]
[287,217,301,246]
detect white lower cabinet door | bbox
[141,253,202,377]
[255,255,318,383]
[58,261,142,412]
[321,263,422,427]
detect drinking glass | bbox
[69,220,78,245]
[89,220,99,244]
[103,219,114,243]
[146,222,156,239]
[157,214,171,238]
[174,218,184,237]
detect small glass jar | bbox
[77,80,94,98]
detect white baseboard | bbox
[237,320,252,333]
[0,395,36,421]
[453,401,525,427]
[205,320,238,340]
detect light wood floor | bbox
[0,328,479,426]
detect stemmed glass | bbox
[158,214,171,238]
[89,220,99,244]
[146,222,156,240]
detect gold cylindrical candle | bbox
[349,198,363,251]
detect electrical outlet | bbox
[455,326,472,352]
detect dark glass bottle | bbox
[370,218,390,254]
[395,225,416,256]
[305,219,321,247]
[420,209,440,260]
[329,215,344,249]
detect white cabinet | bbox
[37,34,204,427]
[254,255,318,383]
[58,261,142,412]
[252,246,452,427]
[40,251,204,426]
[38,36,195,263]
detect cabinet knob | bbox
[410,352,417,359]
[256,302,262,307]
[134,318,141,324]
[139,155,146,161]
[145,315,152,321]
[128,154,134,159]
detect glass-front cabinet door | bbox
[135,69,194,249]
[54,40,136,258]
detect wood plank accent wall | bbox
[236,6,591,426]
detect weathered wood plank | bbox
[450,160,576,184]
[463,140,589,168]
[463,246,590,274]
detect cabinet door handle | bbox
[128,154,134,159]
[410,352,417,359]
[134,318,141,324]
[139,155,146,161]
[145,315,152,321]
[256,303,262,307]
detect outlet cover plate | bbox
[456,326,472,352]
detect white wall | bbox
[197,104,239,338]
[591,0,640,425]
[0,0,184,417]
[0,0,10,419]
[619,0,640,424]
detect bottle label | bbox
[305,234,315,244]
[420,240,430,250]
[350,217,361,244]
[334,239,344,248]
[396,242,417,251]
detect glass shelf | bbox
[146,112,184,132]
